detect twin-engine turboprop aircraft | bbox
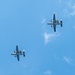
[47,14,62,32]
[11,45,25,61]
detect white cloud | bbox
[43,32,59,44]
[68,3,75,16]
[63,56,73,64]
[64,0,75,17]
[41,19,46,24]
[44,70,52,75]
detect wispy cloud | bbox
[43,32,59,44]
[43,70,52,75]
[63,56,73,64]
[41,19,46,24]
[64,0,75,17]
[68,1,75,16]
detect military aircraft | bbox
[47,14,62,32]
[11,45,25,61]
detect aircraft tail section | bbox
[23,50,25,57]
[60,21,62,27]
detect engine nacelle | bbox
[56,20,59,24]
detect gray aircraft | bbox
[47,14,62,32]
[11,45,25,61]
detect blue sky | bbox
[0,0,75,75]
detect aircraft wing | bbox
[53,14,56,21]
[17,55,19,61]
[54,25,56,32]
[16,45,18,52]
